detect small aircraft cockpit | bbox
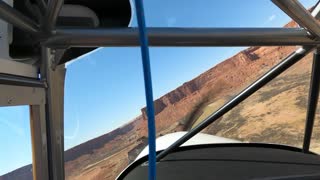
[1,0,320,180]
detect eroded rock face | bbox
[140,45,296,135]
[141,46,272,121]
[141,80,199,120]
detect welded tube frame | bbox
[156,46,314,161]
[303,48,320,152]
[44,0,64,32]
[272,0,320,38]
[41,47,66,180]
[0,1,319,48]
[45,27,317,48]
[30,104,50,180]
[0,73,46,88]
[0,1,39,33]
[35,0,47,15]
[0,1,320,180]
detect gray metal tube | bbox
[311,1,320,19]
[272,0,320,38]
[45,28,316,48]
[303,48,320,152]
[35,0,47,15]
[41,47,66,180]
[0,73,45,87]
[30,105,50,180]
[0,1,39,33]
[44,0,64,32]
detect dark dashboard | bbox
[118,143,320,180]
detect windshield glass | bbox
[63,45,318,180]
[196,46,313,146]
[1,0,319,180]
[63,0,319,179]
[0,106,33,179]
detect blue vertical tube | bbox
[134,0,157,179]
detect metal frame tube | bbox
[41,47,66,180]
[0,1,39,33]
[156,46,314,161]
[311,1,320,19]
[35,0,48,15]
[0,1,319,179]
[0,73,45,87]
[30,105,50,180]
[272,0,320,38]
[44,0,64,32]
[45,28,316,48]
[303,49,320,152]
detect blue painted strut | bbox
[134,0,157,179]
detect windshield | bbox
[1,0,319,180]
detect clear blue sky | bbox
[0,0,316,175]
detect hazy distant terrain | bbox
[2,22,320,180]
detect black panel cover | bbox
[118,144,320,180]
